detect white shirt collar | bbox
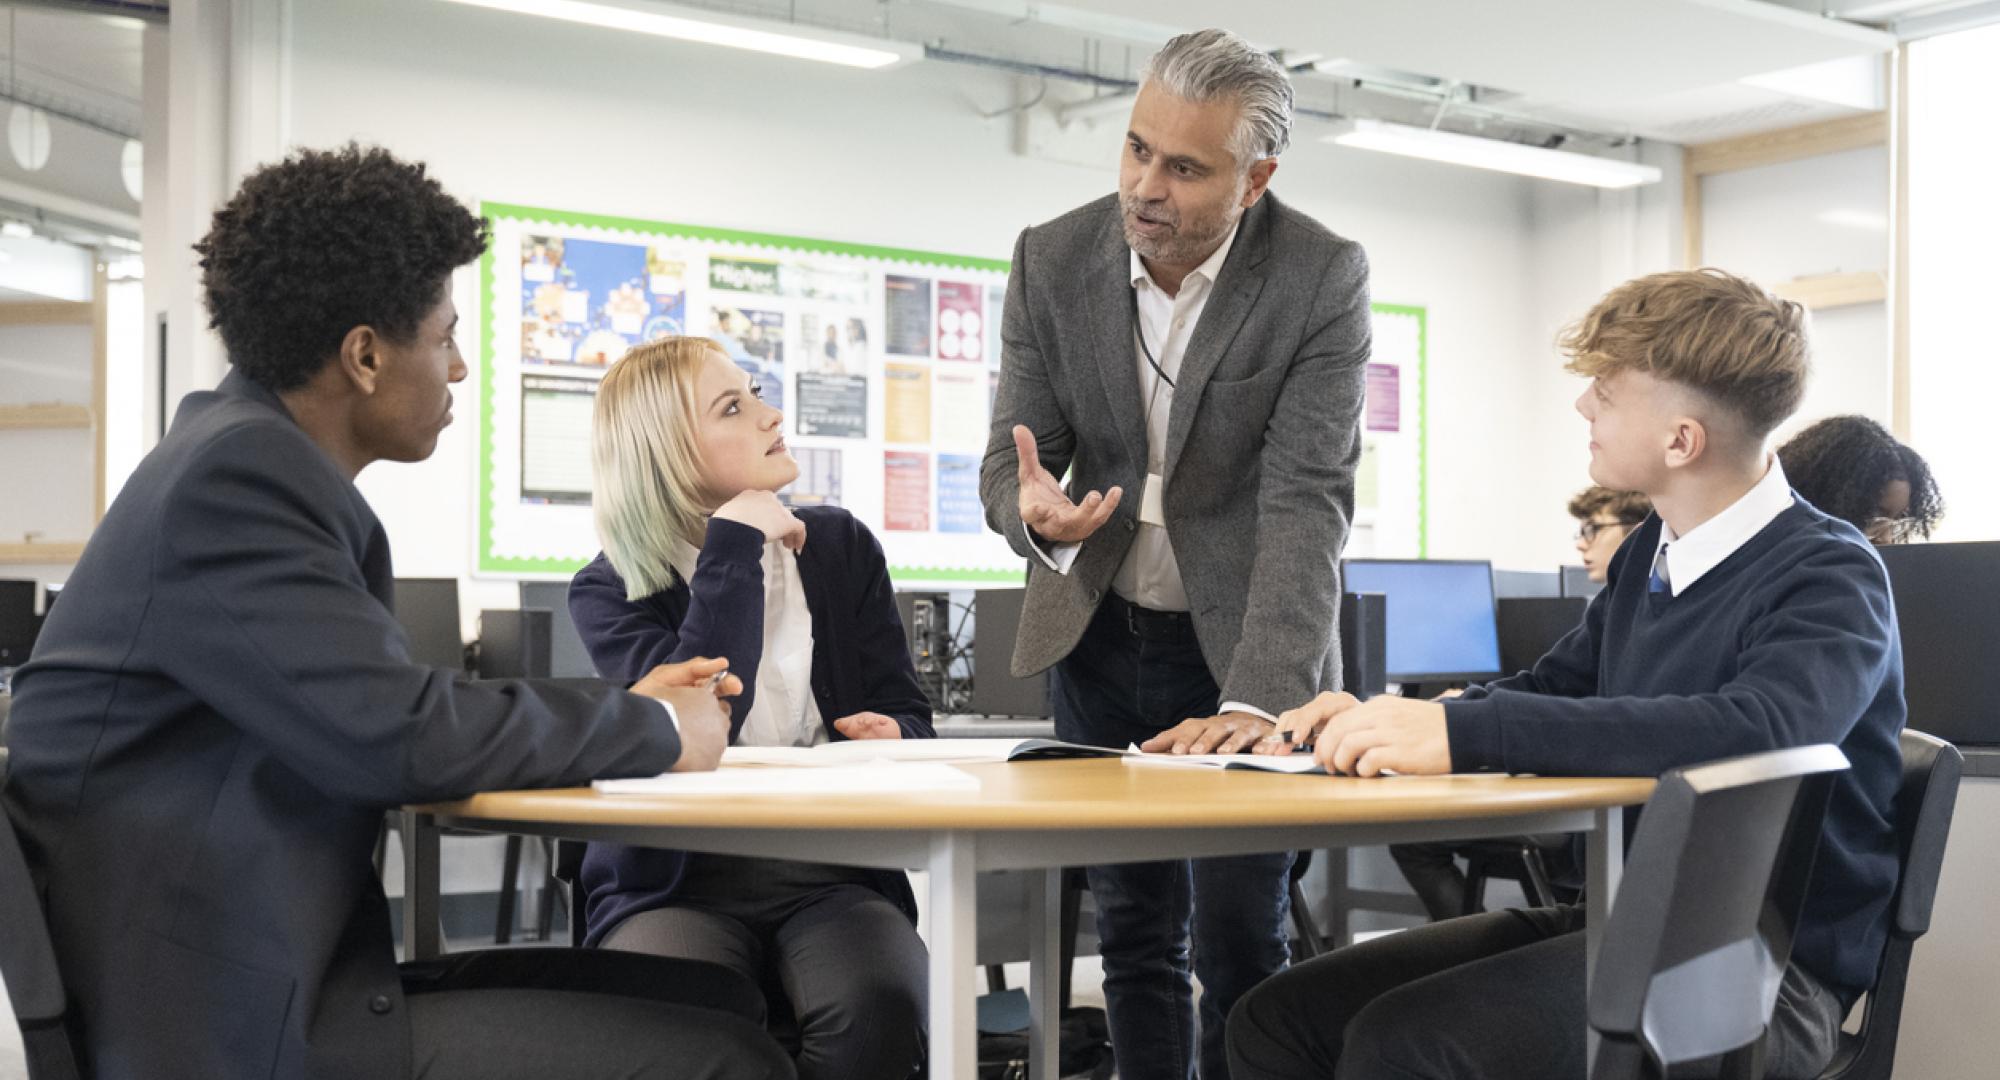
[1130,219,1241,294]
[666,535,702,586]
[1651,456,1796,596]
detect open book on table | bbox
[1119,748,1330,775]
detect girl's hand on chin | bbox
[714,490,806,552]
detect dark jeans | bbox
[1226,904,1845,1080]
[400,947,794,1079]
[602,855,928,1080]
[1053,596,1294,1080]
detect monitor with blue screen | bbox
[1340,559,1503,683]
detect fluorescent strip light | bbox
[439,0,920,70]
[1322,119,1663,190]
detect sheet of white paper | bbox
[593,762,980,795]
[724,738,1092,766]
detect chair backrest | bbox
[1589,743,1850,1078]
[0,748,84,1079]
[1885,730,1960,940]
[1817,729,1963,1080]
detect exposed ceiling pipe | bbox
[5,0,167,24]
[919,43,1635,151]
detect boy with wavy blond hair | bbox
[1231,269,1905,1080]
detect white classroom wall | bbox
[156,0,1699,636]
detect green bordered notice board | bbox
[475,201,1428,581]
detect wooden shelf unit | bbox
[0,542,87,565]
[0,404,94,430]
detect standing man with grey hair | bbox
[979,27,1371,1080]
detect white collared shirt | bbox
[1650,456,1797,597]
[669,535,826,747]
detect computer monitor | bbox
[1496,597,1589,677]
[0,579,38,669]
[1494,569,1561,599]
[1339,559,1503,684]
[1560,565,1602,600]
[1880,541,2000,746]
[520,581,598,678]
[392,578,466,673]
[971,589,1049,717]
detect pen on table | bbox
[1257,728,1315,753]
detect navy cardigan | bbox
[568,505,935,946]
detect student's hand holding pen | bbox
[1254,692,1360,756]
[1257,691,1454,778]
[631,657,742,774]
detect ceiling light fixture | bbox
[1322,119,1662,189]
[438,0,920,70]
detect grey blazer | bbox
[2,371,683,1079]
[979,191,1370,715]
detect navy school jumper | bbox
[1444,500,1903,1006]
[567,506,936,947]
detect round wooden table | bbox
[405,760,1655,1079]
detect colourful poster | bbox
[780,447,843,508]
[709,256,781,296]
[1365,362,1400,433]
[796,373,867,438]
[936,454,982,534]
[932,366,986,452]
[520,235,686,368]
[935,281,984,361]
[800,311,868,376]
[519,375,597,505]
[986,283,1007,408]
[884,362,931,445]
[884,451,931,532]
[710,306,786,415]
[885,275,932,357]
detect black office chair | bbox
[0,749,85,1080]
[1589,743,1849,1080]
[1815,729,1962,1080]
[1460,833,1574,914]
[374,819,565,945]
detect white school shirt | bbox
[669,536,826,747]
[1649,456,1796,597]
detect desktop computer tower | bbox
[895,591,953,709]
[477,609,553,679]
[970,588,1049,717]
[519,581,599,678]
[392,578,469,673]
[1340,591,1387,699]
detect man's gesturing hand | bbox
[1014,425,1122,544]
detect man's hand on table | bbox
[1139,711,1275,755]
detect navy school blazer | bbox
[568,506,935,945]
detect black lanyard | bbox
[1132,288,1176,390]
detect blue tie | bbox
[1649,544,1672,595]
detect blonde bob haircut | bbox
[591,336,723,600]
